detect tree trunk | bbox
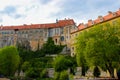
[108,68,114,78]
[81,66,85,76]
[105,63,115,78]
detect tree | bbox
[75,22,120,78]
[75,31,89,76]
[41,37,64,55]
[54,55,76,72]
[53,55,77,80]
[59,70,69,80]
[0,46,20,77]
[54,55,69,72]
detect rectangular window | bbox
[61,27,64,34]
[60,36,64,41]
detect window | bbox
[113,13,116,17]
[60,36,64,41]
[11,32,13,34]
[66,36,68,39]
[30,30,32,33]
[2,32,4,34]
[92,21,94,25]
[100,18,103,22]
[61,27,64,34]
[55,39,57,44]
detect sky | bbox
[0,0,120,26]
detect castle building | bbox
[70,9,120,56]
[0,19,77,51]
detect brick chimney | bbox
[56,19,58,23]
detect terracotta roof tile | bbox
[73,9,120,34]
[0,19,75,30]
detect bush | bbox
[59,71,69,80]
[0,46,20,77]
[40,69,48,78]
[54,71,69,80]
[25,68,43,78]
[54,72,60,80]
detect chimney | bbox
[56,19,58,23]
[98,15,102,18]
[23,24,27,26]
[108,11,112,14]
[81,23,84,25]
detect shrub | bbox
[59,71,69,80]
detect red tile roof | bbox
[72,9,120,34]
[0,19,75,30]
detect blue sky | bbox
[0,0,120,26]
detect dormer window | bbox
[100,17,103,22]
[92,21,94,25]
[113,12,116,17]
[98,16,103,22]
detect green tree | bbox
[54,71,69,80]
[75,32,89,76]
[75,22,120,78]
[41,37,64,55]
[54,55,76,72]
[0,46,20,77]
[59,71,69,80]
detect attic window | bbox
[91,21,94,25]
[98,16,104,22]
[100,18,103,22]
[113,12,116,17]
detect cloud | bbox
[60,0,120,24]
[0,0,119,26]
[0,0,65,25]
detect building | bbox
[70,9,120,56]
[0,19,77,51]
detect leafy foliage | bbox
[0,46,20,76]
[54,71,69,80]
[59,71,69,80]
[54,55,76,72]
[16,37,66,79]
[75,21,120,78]
[75,31,89,76]
[41,37,64,55]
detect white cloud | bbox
[0,0,65,25]
[0,0,119,26]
